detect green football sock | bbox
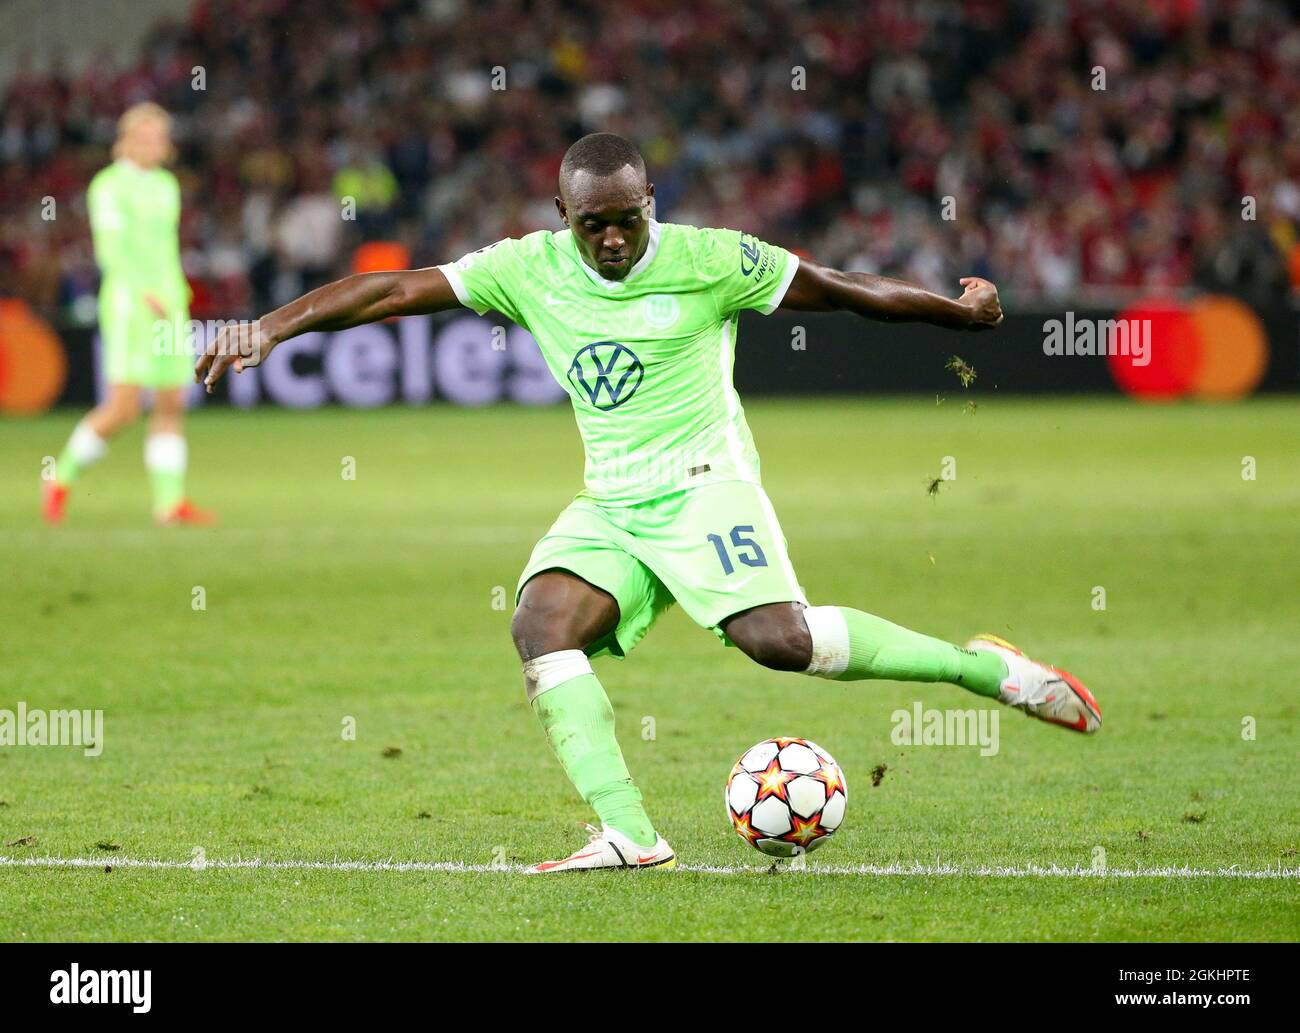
[531,669,657,848]
[145,433,187,516]
[814,607,1008,698]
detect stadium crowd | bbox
[2,0,1299,323]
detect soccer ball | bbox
[726,737,847,857]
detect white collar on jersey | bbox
[570,218,661,290]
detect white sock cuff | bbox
[523,649,592,703]
[802,605,850,678]
[145,432,187,472]
[68,421,108,465]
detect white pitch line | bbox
[7,525,541,548]
[1,856,1296,879]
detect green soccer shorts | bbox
[99,282,193,389]
[516,479,808,658]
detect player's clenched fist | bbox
[957,276,1004,330]
[195,319,272,393]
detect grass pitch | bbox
[2,396,1298,941]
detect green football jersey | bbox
[88,160,189,312]
[438,221,798,504]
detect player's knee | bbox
[152,390,184,422]
[512,571,618,662]
[724,604,812,672]
[510,597,583,661]
[108,394,141,427]
[746,629,813,672]
[510,605,543,660]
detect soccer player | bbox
[44,103,212,526]
[197,133,1101,873]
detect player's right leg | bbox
[512,504,677,873]
[44,384,141,524]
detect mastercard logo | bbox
[352,240,410,275]
[1107,295,1269,400]
[0,299,68,415]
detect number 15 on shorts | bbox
[707,525,768,575]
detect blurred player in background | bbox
[43,102,212,526]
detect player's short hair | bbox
[559,133,646,190]
[112,102,172,161]
[116,102,171,140]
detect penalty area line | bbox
[1,856,1297,879]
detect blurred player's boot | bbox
[156,499,216,526]
[42,482,69,525]
[46,419,109,523]
[146,432,195,523]
[965,634,1102,733]
[526,823,676,874]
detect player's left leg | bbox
[722,603,1100,732]
[721,602,1003,692]
[644,480,1099,734]
[148,387,214,526]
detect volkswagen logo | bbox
[567,341,645,411]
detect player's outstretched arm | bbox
[195,266,460,392]
[779,258,1003,331]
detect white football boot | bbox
[525,823,677,874]
[966,634,1102,734]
